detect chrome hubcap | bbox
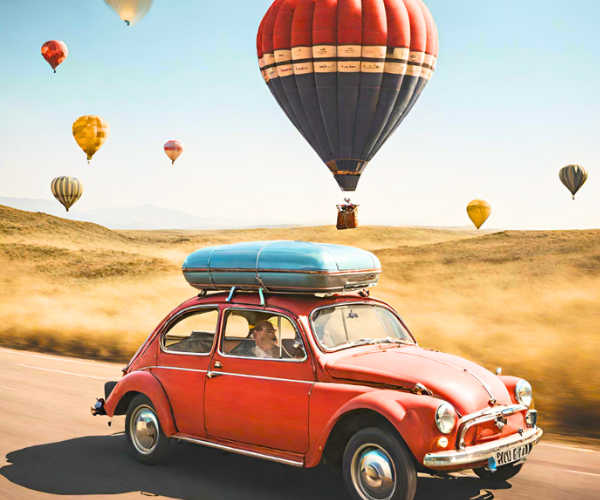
[130,406,159,455]
[351,444,396,500]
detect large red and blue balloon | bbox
[257,0,438,192]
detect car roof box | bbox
[182,241,381,294]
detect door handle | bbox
[207,371,224,379]
[214,361,223,369]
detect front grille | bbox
[456,404,528,451]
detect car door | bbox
[203,306,314,454]
[153,305,220,437]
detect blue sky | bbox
[1,0,599,229]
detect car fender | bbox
[103,370,177,436]
[306,390,444,467]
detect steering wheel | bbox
[281,336,306,359]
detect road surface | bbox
[1,347,598,500]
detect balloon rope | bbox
[338,185,351,205]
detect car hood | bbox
[324,345,512,415]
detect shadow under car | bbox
[0,433,512,500]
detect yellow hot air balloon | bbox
[559,164,588,200]
[103,0,154,26]
[51,176,83,212]
[72,115,110,163]
[467,200,492,230]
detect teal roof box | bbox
[182,241,381,293]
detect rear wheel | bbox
[343,427,417,500]
[125,394,170,465]
[473,462,524,482]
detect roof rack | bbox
[196,286,365,307]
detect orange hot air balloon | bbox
[164,140,184,164]
[72,115,110,163]
[467,200,492,230]
[41,41,68,73]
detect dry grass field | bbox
[1,204,599,439]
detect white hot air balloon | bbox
[103,0,154,26]
[164,140,184,165]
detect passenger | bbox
[232,320,281,358]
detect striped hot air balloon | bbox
[103,0,154,26]
[164,140,184,164]
[559,164,588,200]
[467,200,491,230]
[51,176,83,212]
[257,0,439,192]
[41,40,68,73]
[72,115,110,163]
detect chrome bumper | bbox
[457,404,528,450]
[423,426,543,469]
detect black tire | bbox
[473,462,524,482]
[125,394,170,465]
[342,427,417,500]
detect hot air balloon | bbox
[467,200,491,230]
[41,41,68,73]
[72,115,110,163]
[256,0,439,194]
[51,176,83,212]
[559,164,588,200]
[103,0,154,26]
[164,140,184,164]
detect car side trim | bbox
[174,435,304,467]
[142,366,313,385]
[140,366,208,374]
[211,371,314,385]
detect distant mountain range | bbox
[0,197,485,231]
[0,197,304,230]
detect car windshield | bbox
[311,304,415,351]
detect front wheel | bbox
[473,462,524,482]
[125,394,170,465]
[343,427,417,500]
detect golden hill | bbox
[1,204,598,438]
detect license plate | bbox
[495,443,531,466]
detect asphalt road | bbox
[1,347,599,500]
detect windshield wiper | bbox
[347,338,377,347]
[339,338,413,350]
[373,337,413,346]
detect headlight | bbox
[515,379,533,407]
[435,402,457,434]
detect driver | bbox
[232,320,281,358]
[253,321,280,358]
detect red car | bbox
[92,242,542,500]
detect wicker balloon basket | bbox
[336,202,359,230]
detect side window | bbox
[221,310,306,360]
[163,308,219,354]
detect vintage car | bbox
[92,241,542,500]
